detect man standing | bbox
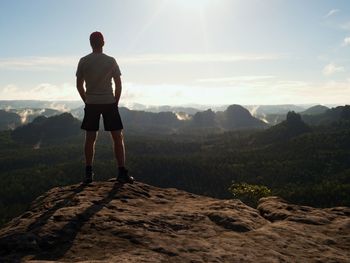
[76,31,134,184]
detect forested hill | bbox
[302,105,350,125]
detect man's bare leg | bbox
[83,131,97,183]
[110,130,125,167]
[110,130,134,183]
[85,131,98,166]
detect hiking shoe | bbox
[83,169,94,184]
[117,168,134,184]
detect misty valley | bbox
[0,101,350,227]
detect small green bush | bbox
[229,182,272,207]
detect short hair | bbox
[89,31,104,49]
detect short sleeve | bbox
[111,58,122,77]
[76,58,84,78]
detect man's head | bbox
[89,31,104,49]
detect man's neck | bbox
[92,48,103,53]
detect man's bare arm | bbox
[113,75,122,105]
[76,77,86,103]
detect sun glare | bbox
[173,0,215,9]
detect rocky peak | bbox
[192,109,217,127]
[225,104,252,119]
[0,181,349,262]
[285,111,311,133]
[286,111,302,124]
[223,105,266,129]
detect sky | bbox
[1,0,350,106]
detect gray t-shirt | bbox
[76,53,121,104]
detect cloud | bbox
[0,83,77,100]
[324,9,340,18]
[0,56,77,71]
[322,63,345,76]
[129,77,350,105]
[119,53,287,64]
[303,79,350,103]
[2,84,19,93]
[1,78,350,106]
[342,37,350,46]
[196,75,276,83]
[120,79,350,105]
[0,53,287,71]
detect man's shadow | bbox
[0,183,88,262]
[27,183,88,232]
[32,181,123,260]
[0,181,123,262]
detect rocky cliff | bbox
[0,180,349,262]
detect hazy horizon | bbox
[0,99,342,111]
[1,0,350,105]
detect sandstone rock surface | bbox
[0,181,349,262]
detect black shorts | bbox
[81,103,124,131]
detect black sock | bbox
[86,165,92,172]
